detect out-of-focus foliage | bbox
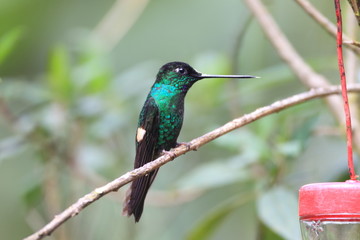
[0,27,23,65]
[0,0,356,240]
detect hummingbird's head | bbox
[155,62,202,92]
[154,61,258,92]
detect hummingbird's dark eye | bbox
[175,67,186,75]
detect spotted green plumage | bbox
[123,61,257,222]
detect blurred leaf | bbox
[292,115,317,146]
[189,52,232,107]
[39,103,68,136]
[176,161,250,191]
[0,27,23,65]
[77,143,115,173]
[186,202,235,240]
[254,114,279,139]
[260,222,285,240]
[244,64,293,90]
[0,136,26,162]
[22,182,42,209]
[48,45,73,103]
[86,73,109,93]
[187,193,253,240]
[90,111,125,138]
[193,52,233,75]
[75,96,105,117]
[74,59,111,94]
[277,141,301,158]
[257,187,301,240]
[215,128,268,158]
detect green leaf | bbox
[86,73,109,93]
[48,45,72,103]
[77,61,111,94]
[22,182,42,209]
[187,203,236,240]
[187,193,254,240]
[257,187,301,240]
[0,27,23,65]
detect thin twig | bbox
[227,15,254,117]
[23,84,360,240]
[231,15,253,74]
[295,0,360,55]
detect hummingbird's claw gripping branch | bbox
[176,142,192,151]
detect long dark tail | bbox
[122,169,159,222]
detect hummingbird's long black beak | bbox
[199,73,259,79]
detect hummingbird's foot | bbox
[162,149,177,159]
[176,142,195,151]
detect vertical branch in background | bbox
[334,0,357,179]
[231,16,253,74]
[227,16,253,117]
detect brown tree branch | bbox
[23,84,360,240]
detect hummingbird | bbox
[122,61,257,222]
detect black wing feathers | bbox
[123,97,160,221]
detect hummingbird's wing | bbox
[123,96,160,222]
[134,96,160,168]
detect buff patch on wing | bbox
[136,127,146,142]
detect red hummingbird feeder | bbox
[299,181,360,239]
[298,1,360,239]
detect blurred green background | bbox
[0,0,355,240]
